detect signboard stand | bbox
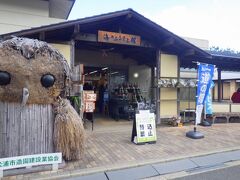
[131,110,157,145]
[186,126,204,139]
[0,169,3,178]
[131,114,137,143]
[200,103,212,126]
[52,163,59,171]
[186,62,214,139]
[83,91,96,131]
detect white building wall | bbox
[0,0,65,34]
[182,37,209,50]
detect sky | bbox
[69,0,240,51]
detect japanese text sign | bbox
[85,101,95,112]
[135,110,157,143]
[98,30,141,46]
[84,93,97,102]
[195,64,214,124]
[0,153,62,170]
[205,81,215,115]
[83,91,96,112]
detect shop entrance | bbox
[75,41,156,124]
[83,66,128,117]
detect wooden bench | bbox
[212,112,240,123]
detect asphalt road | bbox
[173,164,240,180]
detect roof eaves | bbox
[66,0,76,19]
[0,8,212,59]
[1,8,132,38]
[129,9,211,58]
[211,53,240,60]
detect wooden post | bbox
[230,80,236,100]
[0,169,2,178]
[177,57,180,117]
[156,49,161,124]
[151,66,155,103]
[39,31,45,41]
[217,68,222,102]
[70,40,75,70]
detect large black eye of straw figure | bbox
[0,71,11,85]
[41,74,55,88]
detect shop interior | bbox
[75,41,156,121]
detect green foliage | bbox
[209,46,240,57]
[69,96,80,108]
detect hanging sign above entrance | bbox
[98,30,141,46]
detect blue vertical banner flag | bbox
[205,81,214,115]
[195,63,215,124]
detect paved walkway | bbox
[3,120,240,179]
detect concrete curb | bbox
[158,160,240,180]
[32,146,240,180]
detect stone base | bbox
[200,120,212,127]
[186,130,204,139]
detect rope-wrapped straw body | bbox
[53,98,85,160]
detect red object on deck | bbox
[231,92,240,103]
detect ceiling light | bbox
[102,67,108,70]
[111,72,119,75]
[89,70,98,75]
[133,73,139,78]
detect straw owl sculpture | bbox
[0,37,85,160]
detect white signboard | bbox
[84,93,97,102]
[0,153,62,170]
[135,110,157,143]
[83,91,96,113]
[85,101,95,112]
